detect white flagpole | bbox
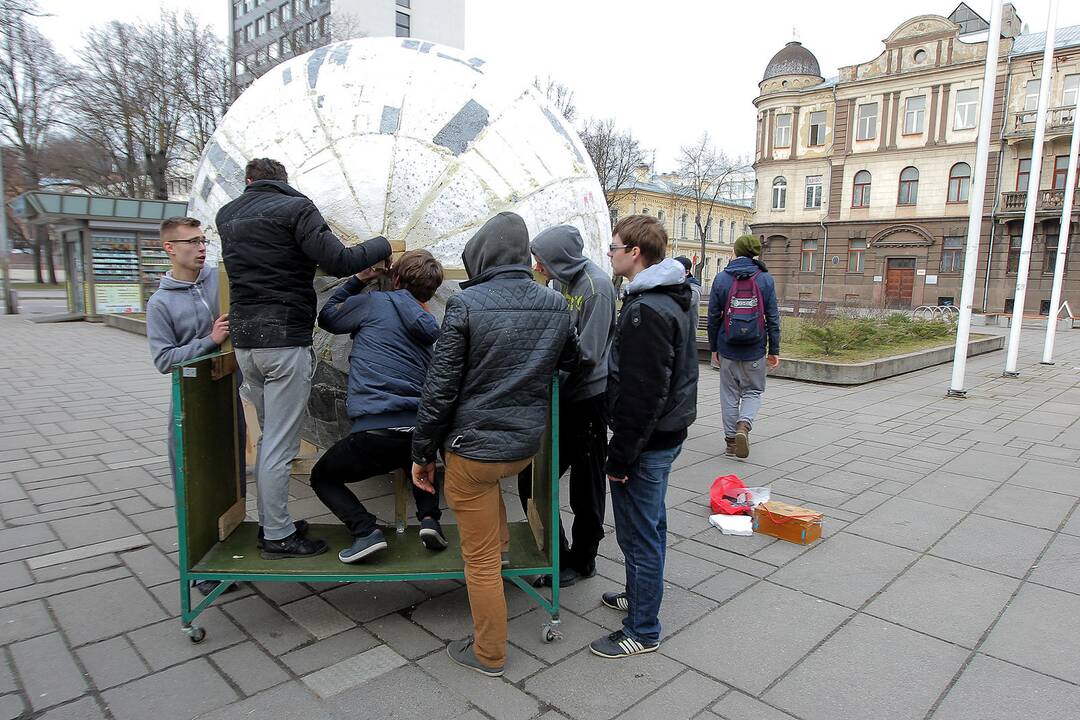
[1004,0,1059,377]
[1040,74,1080,364]
[948,0,1004,397]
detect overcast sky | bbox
[34,0,1080,170]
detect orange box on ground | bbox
[753,501,823,545]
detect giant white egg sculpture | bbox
[189,37,612,447]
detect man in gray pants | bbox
[217,158,392,559]
[707,235,780,459]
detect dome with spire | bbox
[762,41,822,82]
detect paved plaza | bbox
[0,314,1078,720]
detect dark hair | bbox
[393,249,444,303]
[245,158,288,182]
[612,214,667,265]
[160,216,201,239]
[674,255,693,275]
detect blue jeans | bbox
[610,443,682,644]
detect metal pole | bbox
[1040,80,1080,364]
[1004,0,1059,377]
[0,147,15,315]
[948,0,1004,397]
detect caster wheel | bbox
[187,626,206,644]
[541,624,562,643]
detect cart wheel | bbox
[541,622,562,643]
[185,626,206,644]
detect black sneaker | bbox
[601,591,630,612]
[193,580,239,597]
[419,517,448,551]
[589,630,658,658]
[259,530,328,560]
[338,529,388,563]
[532,567,580,588]
[257,519,309,550]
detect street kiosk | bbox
[171,350,564,644]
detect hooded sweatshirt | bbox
[530,226,616,402]
[606,258,699,477]
[317,278,440,432]
[706,255,780,361]
[146,265,221,374]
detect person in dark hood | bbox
[590,215,698,660]
[411,212,580,678]
[216,158,392,560]
[517,225,617,588]
[311,250,446,564]
[707,234,780,460]
[674,255,703,348]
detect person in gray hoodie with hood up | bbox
[516,225,616,588]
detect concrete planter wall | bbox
[104,313,147,337]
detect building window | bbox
[657,210,665,225]
[1044,223,1067,275]
[948,162,971,202]
[243,0,252,12]
[282,2,292,21]
[269,41,279,59]
[642,207,649,216]
[234,59,245,76]
[397,0,411,6]
[847,239,866,272]
[913,49,927,63]
[941,236,964,273]
[809,111,827,146]
[938,296,955,306]
[1016,157,1031,191]
[1024,79,1040,111]
[234,29,242,47]
[772,177,787,210]
[396,10,411,37]
[255,16,264,36]
[904,95,926,134]
[856,103,877,141]
[1065,75,1080,109]
[804,175,823,209]
[730,220,736,243]
[774,114,791,148]
[1052,155,1079,190]
[680,213,688,239]
[294,27,305,47]
[1007,234,1021,274]
[269,11,278,29]
[705,219,713,240]
[897,166,919,205]
[801,239,817,272]
[954,88,979,130]
[233,1,243,18]
[309,20,320,40]
[244,23,252,41]
[852,170,871,208]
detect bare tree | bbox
[677,133,748,280]
[579,117,647,224]
[0,0,67,282]
[533,75,576,124]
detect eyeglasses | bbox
[170,236,209,247]
[608,243,633,253]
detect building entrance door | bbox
[884,258,916,308]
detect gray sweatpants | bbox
[719,356,767,438]
[236,346,316,541]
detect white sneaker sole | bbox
[338,540,388,563]
[419,528,449,549]
[589,642,659,659]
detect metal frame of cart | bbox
[171,350,563,645]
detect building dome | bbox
[762,41,822,81]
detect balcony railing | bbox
[1001,188,1078,213]
[1006,106,1076,137]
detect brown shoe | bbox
[734,422,751,459]
[725,437,737,457]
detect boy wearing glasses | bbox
[146,216,238,595]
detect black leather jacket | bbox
[412,213,580,464]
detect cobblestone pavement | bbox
[1,314,1078,720]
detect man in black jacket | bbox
[411,212,579,677]
[590,214,698,660]
[217,158,392,559]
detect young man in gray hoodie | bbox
[517,225,616,587]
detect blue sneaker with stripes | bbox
[589,630,658,659]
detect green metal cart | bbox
[171,350,563,644]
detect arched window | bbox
[852,170,871,208]
[657,210,665,225]
[642,207,650,215]
[680,213,688,239]
[948,162,971,202]
[772,177,787,210]
[898,166,919,205]
[730,220,736,242]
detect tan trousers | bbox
[444,452,531,668]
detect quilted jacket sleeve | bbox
[412,295,469,464]
[294,200,392,277]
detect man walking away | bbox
[590,215,698,659]
[311,250,446,563]
[217,158,392,559]
[707,235,780,459]
[518,225,616,588]
[411,212,579,678]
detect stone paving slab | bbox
[1,316,1079,719]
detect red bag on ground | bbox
[710,474,752,515]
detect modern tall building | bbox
[750,3,1080,315]
[228,0,465,96]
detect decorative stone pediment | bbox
[870,224,935,247]
[886,15,958,44]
